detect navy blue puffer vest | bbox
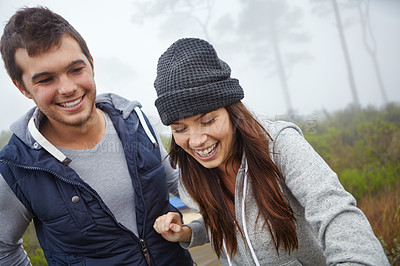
[0,102,193,266]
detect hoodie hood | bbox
[9,93,142,150]
[95,93,141,119]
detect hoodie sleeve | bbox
[272,125,389,266]
[0,174,33,266]
[180,217,209,249]
[176,180,210,248]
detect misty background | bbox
[0,0,399,134]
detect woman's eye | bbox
[173,127,187,133]
[202,118,215,126]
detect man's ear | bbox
[12,80,32,99]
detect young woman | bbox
[152,38,389,265]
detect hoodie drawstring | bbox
[28,117,72,166]
[242,162,260,266]
[223,161,260,265]
[134,107,159,149]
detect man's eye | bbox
[71,67,84,73]
[38,77,53,84]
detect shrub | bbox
[359,183,400,265]
[22,223,47,265]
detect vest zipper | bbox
[140,239,151,266]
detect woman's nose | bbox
[188,131,207,148]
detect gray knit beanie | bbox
[154,38,244,125]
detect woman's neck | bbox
[220,158,241,196]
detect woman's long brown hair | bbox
[169,101,298,258]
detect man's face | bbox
[14,34,97,130]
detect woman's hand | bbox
[153,212,192,242]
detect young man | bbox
[0,7,193,265]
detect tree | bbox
[311,0,360,108]
[131,0,229,43]
[131,0,311,115]
[331,0,360,107]
[236,0,311,115]
[355,0,388,104]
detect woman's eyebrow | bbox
[194,113,207,121]
[170,113,207,125]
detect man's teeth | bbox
[59,97,82,108]
[195,143,217,157]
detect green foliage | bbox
[22,223,47,265]
[379,237,400,265]
[160,134,172,151]
[304,104,400,263]
[304,103,400,201]
[28,249,47,266]
[0,130,12,150]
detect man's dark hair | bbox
[0,6,93,87]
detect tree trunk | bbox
[331,0,360,107]
[357,1,388,104]
[267,0,294,115]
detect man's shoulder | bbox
[96,93,141,110]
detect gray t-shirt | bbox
[58,111,136,235]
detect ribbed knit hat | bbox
[154,38,244,125]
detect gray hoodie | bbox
[181,121,389,266]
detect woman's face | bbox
[170,107,235,172]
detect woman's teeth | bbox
[194,143,218,157]
[59,97,82,108]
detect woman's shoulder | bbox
[260,120,308,160]
[261,120,303,141]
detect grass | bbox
[358,183,400,265]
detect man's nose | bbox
[58,75,77,95]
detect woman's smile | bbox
[192,142,220,160]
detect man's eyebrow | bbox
[66,59,86,70]
[31,72,52,83]
[31,59,87,82]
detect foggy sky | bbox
[0,0,399,134]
